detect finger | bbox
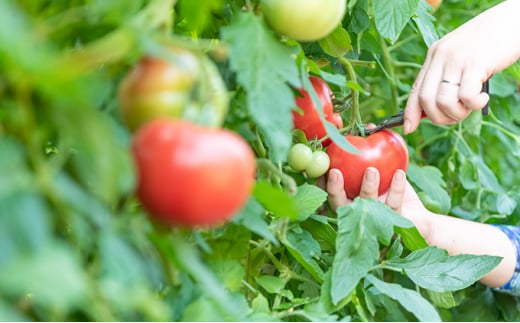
[417,55,452,124]
[327,168,349,211]
[404,51,434,134]
[459,70,491,111]
[359,167,379,200]
[436,81,470,122]
[385,169,407,213]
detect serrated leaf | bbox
[281,226,324,282]
[382,247,501,292]
[294,184,328,221]
[373,0,420,44]
[366,274,441,322]
[330,198,414,304]
[412,0,439,47]
[222,12,300,162]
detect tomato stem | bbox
[349,59,377,69]
[337,57,362,133]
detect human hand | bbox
[404,0,520,134]
[326,167,432,240]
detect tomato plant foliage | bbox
[1,0,520,321]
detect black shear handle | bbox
[481,79,490,116]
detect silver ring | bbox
[440,79,461,86]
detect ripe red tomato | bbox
[326,129,409,199]
[293,76,337,144]
[131,119,256,227]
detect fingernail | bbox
[365,167,377,181]
[403,119,411,134]
[393,169,405,183]
[328,169,338,183]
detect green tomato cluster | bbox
[288,143,330,178]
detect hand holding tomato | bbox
[326,167,430,237]
[131,119,256,228]
[326,130,409,199]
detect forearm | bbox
[424,212,516,288]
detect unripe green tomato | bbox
[260,0,346,41]
[305,150,330,178]
[288,143,313,171]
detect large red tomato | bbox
[293,76,337,144]
[131,119,256,227]
[326,129,409,199]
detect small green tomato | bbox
[305,151,330,178]
[287,143,313,171]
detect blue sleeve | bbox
[492,224,520,296]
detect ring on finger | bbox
[440,79,461,86]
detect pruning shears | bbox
[364,79,490,136]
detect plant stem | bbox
[256,158,297,194]
[338,57,362,133]
[377,32,399,114]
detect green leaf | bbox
[99,230,148,283]
[496,193,517,215]
[176,0,223,34]
[253,181,299,220]
[281,226,324,282]
[348,4,370,34]
[318,25,352,58]
[412,0,439,47]
[0,138,34,198]
[294,184,328,221]
[319,270,352,314]
[301,216,337,252]
[222,12,300,162]
[255,275,286,294]
[366,274,441,322]
[0,193,52,266]
[407,163,451,214]
[232,198,277,244]
[300,301,339,322]
[382,246,501,292]
[331,198,413,304]
[167,235,249,321]
[206,225,251,292]
[373,0,420,44]
[0,244,88,311]
[426,290,458,309]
